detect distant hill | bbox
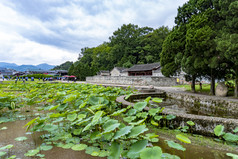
[36,63,55,70]
[0,62,55,71]
[0,62,18,69]
[52,61,73,70]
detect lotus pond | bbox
[0,82,237,159]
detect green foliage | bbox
[140,146,162,159]
[2,82,194,158]
[214,125,224,137]
[109,142,121,159]
[176,134,191,144]
[127,140,148,159]
[71,144,87,151]
[226,153,238,159]
[166,140,186,151]
[15,136,28,141]
[113,126,133,140]
[134,102,147,111]
[52,61,73,70]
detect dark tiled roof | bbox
[114,67,126,73]
[127,63,160,72]
[100,70,110,73]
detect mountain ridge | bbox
[0,62,55,71]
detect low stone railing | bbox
[116,93,238,136]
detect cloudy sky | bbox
[0,0,187,66]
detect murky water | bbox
[0,120,103,159]
[132,97,238,119]
[0,119,237,159]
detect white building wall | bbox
[152,69,164,77]
[110,68,121,76]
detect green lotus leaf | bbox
[85,146,100,155]
[123,116,137,123]
[7,155,17,159]
[152,98,163,103]
[127,109,137,116]
[108,142,121,159]
[103,132,114,140]
[73,129,82,135]
[79,102,87,109]
[140,146,162,159]
[154,115,163,121]
[88,96,108,105]
[151,120,158,126]
[226,153,238,159]
[111,108,127,116]
[40,145,53,151]
[52,117,64,123]
[67,113,77,121]
[127,139,148,159]
[24,117,39,128]
[36,154,45,158]
[43,124,58,132]
[223,133,238,142]
[71,144,87,151]
[176,134,191,144]
[162,153,180,159]
[0,144,14,150]
[49,104,59,110]
[128,125,148,138]
[104,123,120,133]
[166,114,176,120]
[129,118,147,125]
[103,119,118,129]
[134,102,147,111]
[0,152,7,157]
[113,126,133,140]
[82,123,92,132]
[214,125,224,137]
[89,104,104,111]
[144,96,151,104]
[1,127,7,130]
[149,107,161,116]
[78,114,86,120]
[145,133,159,139]
[62,143,74,149]
[63,94,76,103]
[136,112,148,118]
[24,149,40,157]
[186,121,195,126]
[233,127,238,133]
[166,140,186,151]
[98,150,109,157]
[15,136,28,141]
[76,116,93,126]
[91,111,104,125]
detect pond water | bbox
[0,120,103,159]
[131,97,238,119]
[0,119,236,159]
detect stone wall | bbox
[117,93,238,136]
[86,76,176,86]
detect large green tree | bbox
[109,24,153,66]
[216,0,238,97]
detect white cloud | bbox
[0,0,188,65]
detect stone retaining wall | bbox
[116,93,238,136]
[86,76,176,87]
[165,91,238,116]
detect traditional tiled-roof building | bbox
[126,63,163,76]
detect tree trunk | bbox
[210,75,215,95]
[235,77,238,98]
[191,75,196,93]
[210,69,215,95]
